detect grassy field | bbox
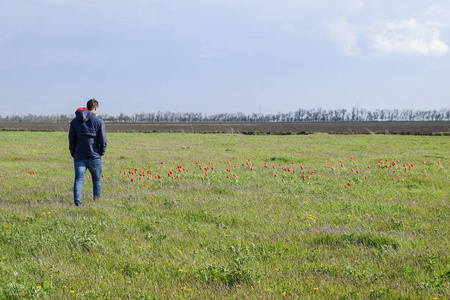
[0,131,449,299]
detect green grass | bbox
[0,131,449,299]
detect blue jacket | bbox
[69,110,107,159]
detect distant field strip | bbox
[1,121,450,135]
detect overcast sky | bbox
[1,0,449,116]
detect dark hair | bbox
[87,99,99,111]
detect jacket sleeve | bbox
[98,120,107,156]
[68,123,76,157]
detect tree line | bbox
[1,107,449,123]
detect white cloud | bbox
[372,18,448,57]
[425,20,445,27]
[199,45,213,59]
[386,18,418,30]
[324,18,360,56]
[427,6,445,15]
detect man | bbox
[69,99,107,206]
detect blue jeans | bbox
[74,158,102,205]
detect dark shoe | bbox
[75,203,82,207]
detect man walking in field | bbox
[69,99,107,206]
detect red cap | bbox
[76,107,88,112]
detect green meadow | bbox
[0,131,449,299]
